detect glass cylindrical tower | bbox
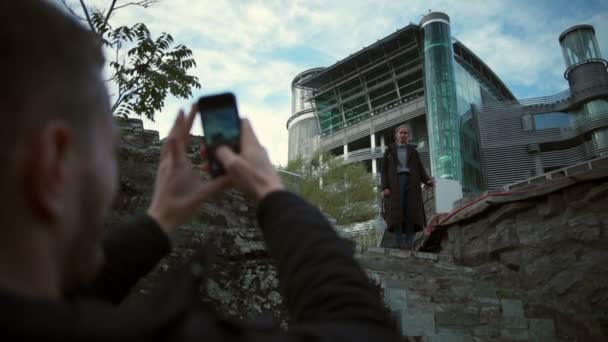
[560,25,608,157]
[559,25,602,69]
[287,68,324,161]
[420,12,462,181]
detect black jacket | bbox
[0,191,400,341]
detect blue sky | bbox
[60,0,608,165]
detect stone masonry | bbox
[420,161,608,341]
[359,247,563,341]
[112,118,287,323]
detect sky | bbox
[59,0,608,166]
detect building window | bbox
[532,112,572,130]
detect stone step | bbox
[370,248,559,341]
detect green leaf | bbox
[85,14,201,121]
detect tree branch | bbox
[114,0,160,11]
[79,0,97,34]
[112,88,128,113]
[112,82,144,113]
[60,0,85,21]
[102,0,118,33]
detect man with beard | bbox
[0,1,401,341]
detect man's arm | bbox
[90,216,171,304]
[89,107,230,304]
[257,191,398,339]
[178,191,401,341]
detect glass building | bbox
[287,13,608,193]
[478,25,608,189]
[421,12,462,184]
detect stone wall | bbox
[111,119,287,323]
[359,247,563,341]
[423,167,608,341]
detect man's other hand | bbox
[209,119,284,203]
[383,188,391,197]
[147,105,231,236]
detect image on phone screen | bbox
[201,106,240,149]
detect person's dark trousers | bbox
[398,172,416,249]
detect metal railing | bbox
[564,58,608,80]
[481,77,608,112]
[276,168,303,193]
[340,200,380,218]
[303,42,420,96]
[320,98,426,151]
[502,155,608,190]
[560,112,608,136]
[337,146,386,163]
[318,91,425,137]
[336,144,430,165]
[337,217,385,248]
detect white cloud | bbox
[58,0,608,165]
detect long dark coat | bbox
[380,143,431,232]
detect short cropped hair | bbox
[0,0,106,149]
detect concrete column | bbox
[344,144,349,160]
[371,133,377,174]
[534,155,543,176]
[380,135,386,147]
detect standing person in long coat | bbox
[380,125,435,249]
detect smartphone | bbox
[198,92,241,177]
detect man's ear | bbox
[24,122,74,224]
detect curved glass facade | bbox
[292,68,324,115]
[455,63,482,112]
[292,86,314,115]
[584,99,608,156]
[560,27,602,68]
[288,116,319,161]
[454,63,485,191]
[422,15,462,181]
[559,26,608,157]
[314,48,423,135]
[289,68,324,161]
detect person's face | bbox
[61,90,118,290]
[396,127,409,144]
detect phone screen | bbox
[200,106,240,149]
[198,93,241,177]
